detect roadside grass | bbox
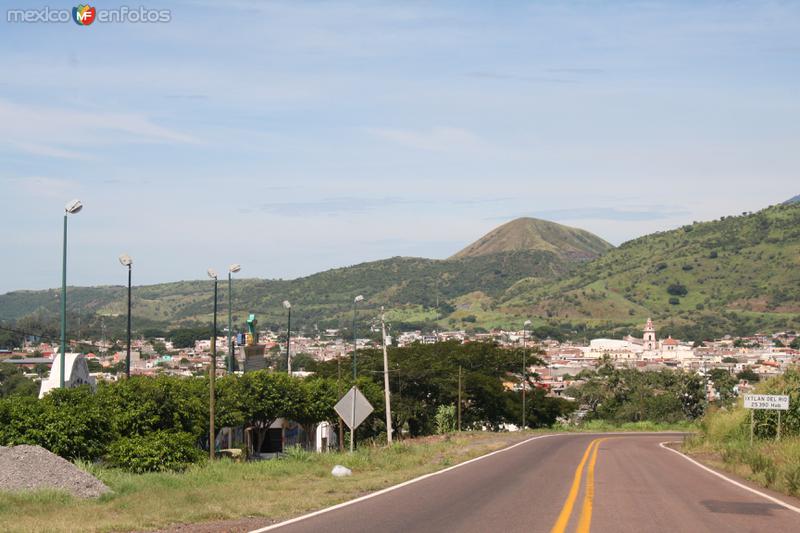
[557,419,698,433]
[684,371,800,499]
[683,408,800,498]
[0,431,534,533]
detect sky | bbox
[1,0,799,294]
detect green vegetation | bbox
[0,363,37,398]
[105,431,204,474]
[0,343,575,471]
[0,432,532,533]
[2,203,799,339]
[308,342,576,434]
[685,369,800,497]
[565,359,706,424]
[0,373,337,469]
[504,202,800,339]
[559,419,697,433]
[0,250,577,337]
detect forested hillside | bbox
[502,202,800,339]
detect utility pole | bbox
[283,300,292,374]
[207,269,219,460]
[522,320,531,430]
[457,365,462,432]
[381,307,393,445]
[337,352,344,451]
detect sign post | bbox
[743,394,790,445]
[334,386,374,453]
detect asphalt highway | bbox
[253,433,800,533]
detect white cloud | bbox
[0,98,196,159]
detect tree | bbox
[217,371,299,455]
[736,368,760,383]
[152,341,168,355]
[709,368,736,404]
[289,377,337,449]
[667,283,688,297]
[0,363,38,398]
[309,341,542,436]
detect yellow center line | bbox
[576,438,607,533]
[550,438,600,533]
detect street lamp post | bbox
[119,254,133,378]
[522,319,531,430]
[283,300,292,374]
[227,264,241,373]
[60,199,83,388]
[207,268,219,460]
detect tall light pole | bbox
[522,319,531,430]
[351,294,364,453]
[283,300,292,374]
[207,268,219,460]
[119,254,133,378]
[60,199,83,388]
[227,264,241,373]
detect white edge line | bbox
[249,433,563,532]
[659,441,800,515]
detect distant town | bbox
[3,318,797,403]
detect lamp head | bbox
[229,264,241,274]
[354,295,364,303]
[524,320,532,327]
[207,268,218,280]
[65,199,83,214]
[283,300,291,310]
[118,254,133,267]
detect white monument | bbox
[39,353,97,398]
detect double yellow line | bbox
[550,438,608,533]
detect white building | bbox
[38,353,97,398]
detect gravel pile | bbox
[0,445,110,498]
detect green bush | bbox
[105,430,205,473]
[434,404,457,434]
[667,283,688,296]
[0,387,114,461]
[95,375,208,440]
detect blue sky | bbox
[1,1,799,294]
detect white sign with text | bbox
[743,394,789,410]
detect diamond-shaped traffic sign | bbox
[335,386,374,430]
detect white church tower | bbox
[643,318,657,351]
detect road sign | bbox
[335,386,374,430]
[744,394,789,410]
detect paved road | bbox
[255,433,800,533]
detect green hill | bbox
[501,202,800,339]
[4,205,799,342]
[0,250,576,337]
[451,217,613,261]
